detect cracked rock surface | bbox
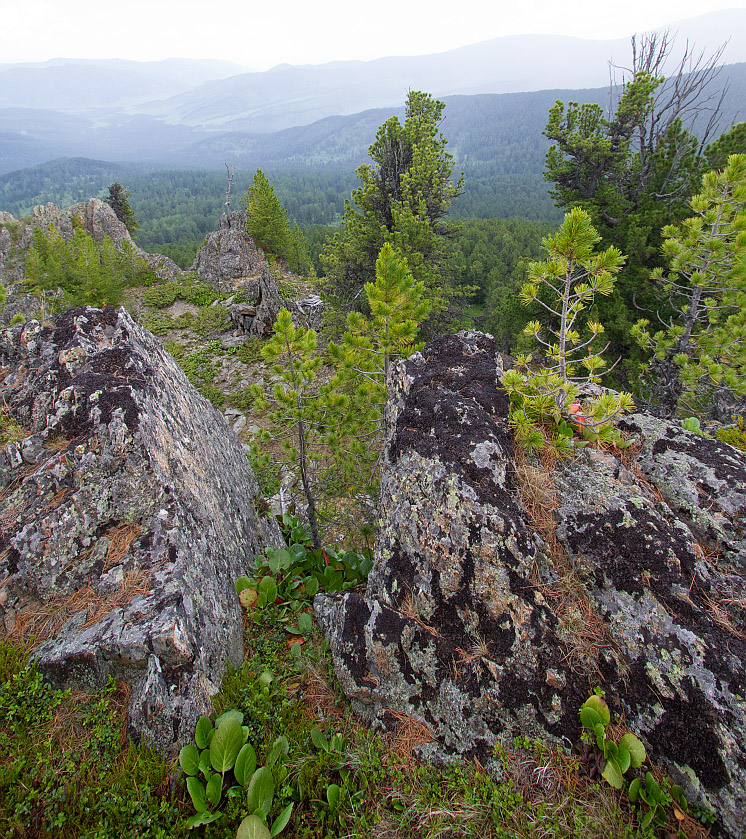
[1,306,281,754]
[316,331,746,838]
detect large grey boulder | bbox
[0,306,281,754]
[315,331,746,837]
[191,210,264,291]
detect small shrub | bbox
[236,339,265,366]
[143,313,173,336]
[199,384,226,408]
[231,387,257,410]
[194,305,231,337]
[142,283,180,308]
[10,312,25,326]
[714,415,746,452]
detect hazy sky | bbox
[2,0,745,69]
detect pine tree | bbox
[503,207,634,455]
[632,154,746,416]
[327,243,431,487]
[105,183,139,234]
[321,91,462,325]
[250,309,327,547]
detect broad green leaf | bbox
[297,612,313,635]
[236,576,253,594]
[627,777,641,802]
[216,709,244,728]
[198,748,211,777]
[205,772,223,807]
[594,723,605,750]
[270,802,293,836]
[185,811,221,829]
[326,783,341,811]
[186,776,207,812]
[641,810,654,830]
[310,728,328,752]
[234,742,257,787]
[266,735,289,769]
[194,716,213,750]
[210,717,244,773]
[179,744,200,776]
[304,576,319,597]
[246,766,274,815]
[616,744,631,774]
[236,814,272,839]
[601,756,623,789]
[582,695,610,725]
[620,733,646,768]
[258,671,273,686]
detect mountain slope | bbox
[128,9,746,133]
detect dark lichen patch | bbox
[339,595,372,684]
[647,678,729,790]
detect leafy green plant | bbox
[179,710,293,835]
[235,515,371,633]
[681,416,706,436]
[578,693,646,790]
[627,772,689,831]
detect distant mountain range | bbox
[0,9,744,178]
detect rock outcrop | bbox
[0,200,182,324]
[0,306,282,754]
[315,331,746,838]
[191,210,264,292]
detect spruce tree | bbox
[105,183,139,234]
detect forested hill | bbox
[2,62,744,178]
[3,62,746,235]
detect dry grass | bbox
[103,522,141,571]
[512,450,619,682]
[382,710,436,761]
[4,568,152,646]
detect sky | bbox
[1,0,745,70]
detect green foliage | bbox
[235,513,371,635]
[143,282,181,308]
[235,339,266,366]
[0,403,25,446]
[321,90,463,326]
[179,709,292,835]
[244,169,290,256]
[23,224,154,309]
[714,415,746,452]
[502,208,634,455]
[105,182,139,234]
[705,121,746,172]
[579,694,646,790]
[543,54,711,372]
[10,312,26,326]
[0,643,181,838]
[632,154,746,415]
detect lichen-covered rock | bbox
[316,332,746,838]
[191,211,264,291]
[0,306,282,754]
[315,332,584,774]
[552,444,746,833]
